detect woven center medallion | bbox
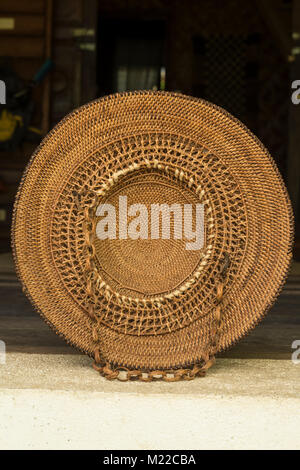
[93,169,205,297]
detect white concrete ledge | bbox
[0,354,299,450]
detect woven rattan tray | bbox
[12,91,293,381]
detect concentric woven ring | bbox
[84,158,214,307]
[12,91,293,370]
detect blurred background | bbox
[0,0,299,255]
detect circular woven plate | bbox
[12,91,293,370]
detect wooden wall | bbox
[0,0,52,251]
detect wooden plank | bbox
[0,37,44,57]
[0,143,36,171]
[0,186,20,205]
[81,0,97,104]
[11,58,43,81]
[0,15,44,36]
[53,0,83,24]
[256,0,291,58]
[41,0,53,134]
[0,0,44,14]
[288,0,300,241]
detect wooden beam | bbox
[288,0,300,235]
[80,0,97,105]
[0,0,44,14]
[255,0,291,59]
[0,15,44,36]
[41,0,53,135]
[0,37,44,57]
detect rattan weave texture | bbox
[12,91,293,373]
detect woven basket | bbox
[12,91,293,381]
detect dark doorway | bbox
[97,18,166,96]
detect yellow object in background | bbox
[0,110,23,142]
